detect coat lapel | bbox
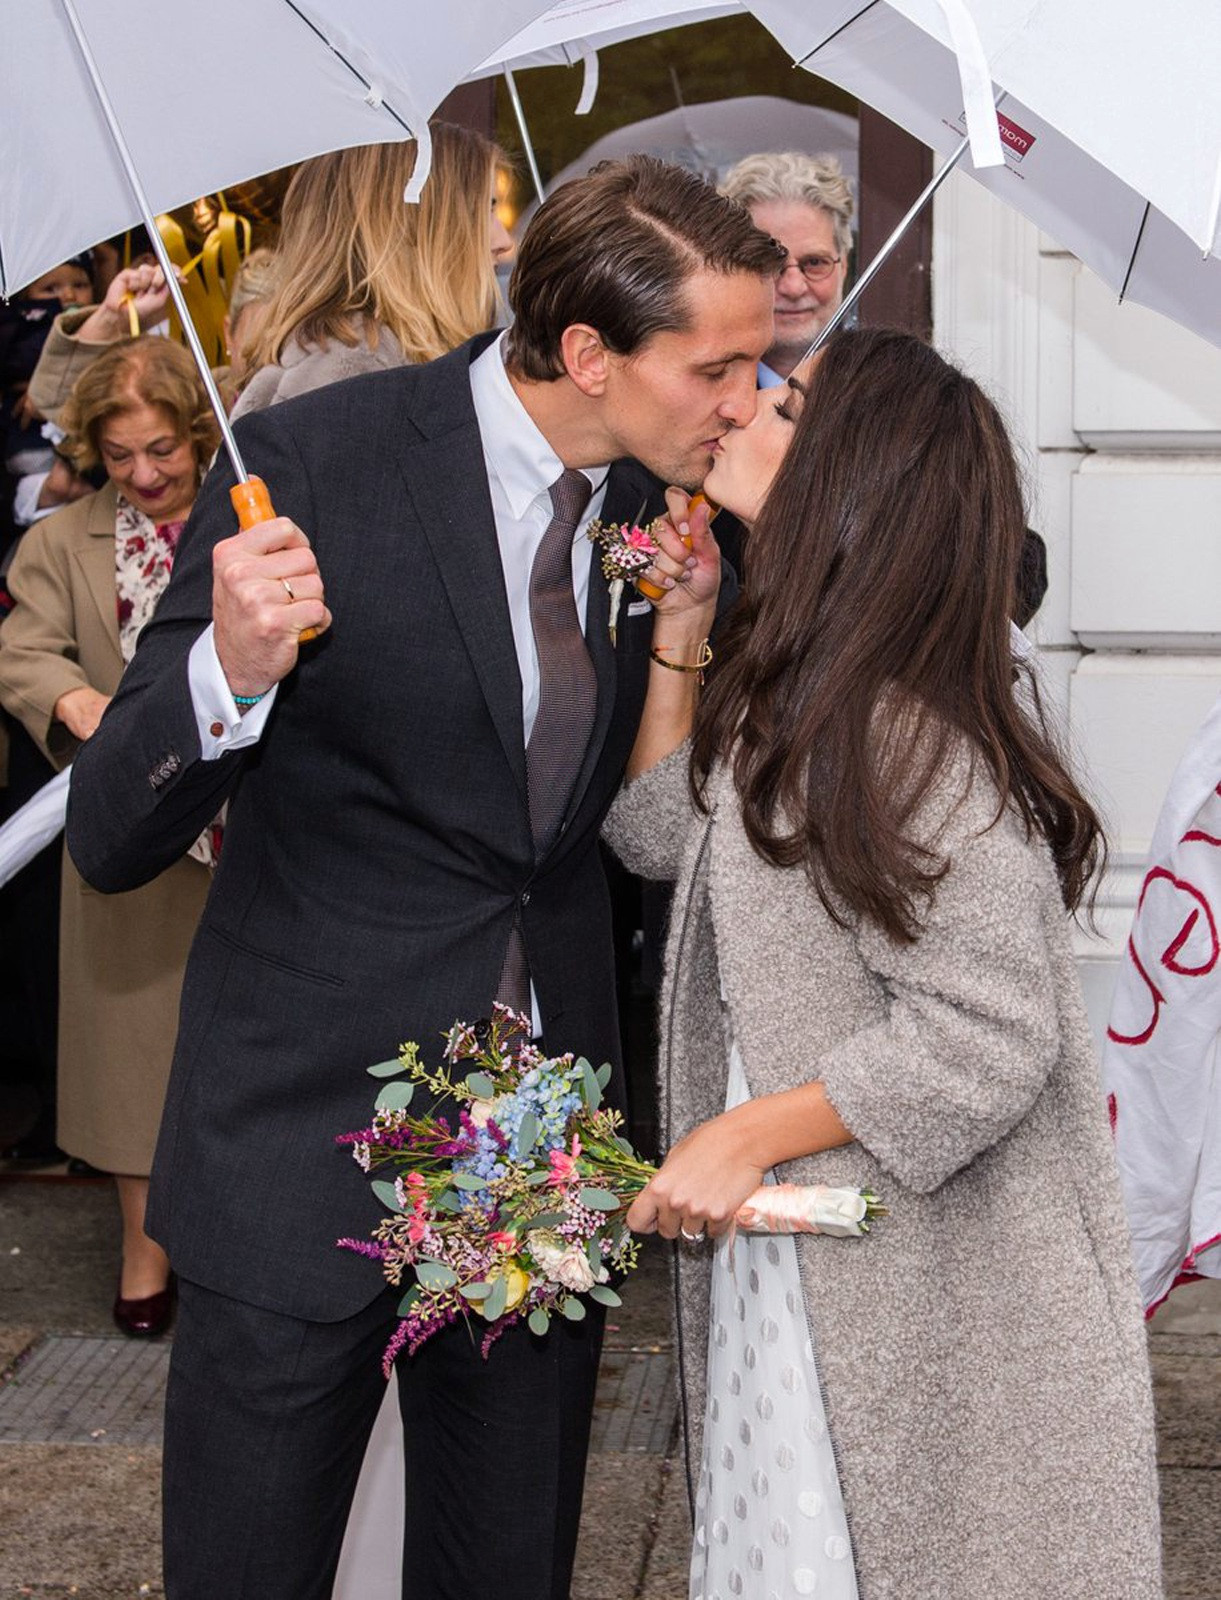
[71,482,124,670]
[389,340,527,799]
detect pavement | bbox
[1,1156,1218,1598]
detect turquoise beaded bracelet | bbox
[232,690,268,707]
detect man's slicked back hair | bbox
[504,155,786,381]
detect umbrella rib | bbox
[1118,203,1150,305]
[279,0,415,136]
[792,0,883,69]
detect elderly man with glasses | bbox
[722,151,854,386]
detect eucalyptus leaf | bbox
[366,1057,405,1078]
[579,1186,620,1212]
[560,1296,586,1322]
[589,1284,622,1307]
[416,1259,458,1291]
[465,1071,496,1100]
[527,1211,566,1231]
[434,1190,462,1213]
[397,1287,421,1316]
[450,1171,487,1191]
[460,1281,492,1301]
[586,1239,602,1274]
[371,1178,404,1213]
[528,1307,550,1337]
[525,1169,552,1187]
[612,1135,636,1157]
[482,1275,508,1321]
[374,1080,414,1112]
[578,1057,601,1110]
[595,1062,613,1090]
[515,1111,539,1158]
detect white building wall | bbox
[932,174,1221,1043]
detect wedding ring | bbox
[680,1225,705,1243]
[281,578,296,602]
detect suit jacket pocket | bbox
[206,924,346,988]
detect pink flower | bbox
[623,526,658,553]
[548,1134,582,1188]
[488,1231,516,1250]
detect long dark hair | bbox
[692,328,1103,943]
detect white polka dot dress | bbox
[689,1040,858,1600]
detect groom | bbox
[66,156,781,1600]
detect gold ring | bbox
[281,578,296,602]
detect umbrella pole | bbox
[503,68,547,207]
[804,132,971,360]
[58,0,251,488]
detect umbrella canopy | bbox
[3,0,556,297]
[546,95,859,197]
[753,0,1221,350]
[472,0,742,82]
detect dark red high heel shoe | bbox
[113,1278,174,1338]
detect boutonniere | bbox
[586,516,663,645]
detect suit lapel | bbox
[389,341,527,799]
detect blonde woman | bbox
[233,123,511,418]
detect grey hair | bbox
[720,152,854,260]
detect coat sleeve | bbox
[601,739,697,881]
[26,309,115,426]
[65,409,315,893]
[816,776,1065,1194]
[0,512,92,767]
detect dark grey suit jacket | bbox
[66,335,696,1321]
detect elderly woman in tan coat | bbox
[0,338,218,1336]
[606,329,1161,1598]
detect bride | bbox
[606,328,1162,1598]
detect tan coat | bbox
[605,743,1162,1600]
[0,485,210,1172]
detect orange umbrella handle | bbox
[229,477,320,643]
[635,492,716,603]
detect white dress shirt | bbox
[189,332,609,756]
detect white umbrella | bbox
[545,95,859,196]
[753,0,1221,350]
[0,769,70,890]
[472,0,742,103]
[4,0,556,529]
[5,0,559,300]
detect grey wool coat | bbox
[604,742,1162,1600]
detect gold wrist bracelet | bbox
[649,639,713,685]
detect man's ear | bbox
[560,324,610,397]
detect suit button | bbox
[209,721,224,738]
[520,890,531,907]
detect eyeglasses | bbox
[779,253,843,285]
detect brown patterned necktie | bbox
[497,468,596,1019]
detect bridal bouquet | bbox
[337,1005,884,1372]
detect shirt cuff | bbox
[189,624,277,758]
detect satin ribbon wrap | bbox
[734,1183,872,1239]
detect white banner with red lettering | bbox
[1102,695,1221,1314]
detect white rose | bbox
[525,1230,568,1278]
[553,1246,597,1293]
[468,1095,509,1130]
